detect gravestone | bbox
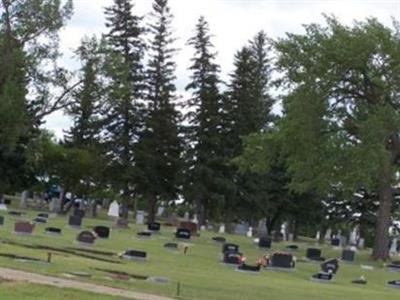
[212,236,226,243]
[136,210,145,225]
[37,213,49,219]
[93,226,110,239]
[14,221,35,235]
[183,211,190,220]
[271,253,295,269]
[33,217,47,224]
[390,238,398,254]
[166,212,178,226]
[147,222,161,232]
[175,228,191,240]
[8,211,23,217]
[222,243,239,254]
[258,237,272,249]
[237,264,261,272]
[257,219,268,237]
[107,200,119,218]
[115,218,129,228]
[164,243,179,251]
[352,276,367,285]
[45,227,62,235]
[179,221,197,235]
[76,231,96,245]
[286,244,299,251]
[342,250,355,262]
[0,216,4,226]
[223,252,242,265]
[218,224,225,234]
[311,272,333,282]
[234,223,249,236]
[137,231,152,239]
[387,280,400,288]
[331,238,340,247]
[387,261,400,271]
[246,227,253,238]
[0,203,7,211]
[306,248,323,261]
[68,215,82,228]
[321,258,339,274]
[73,208,85,218]
[324,228,332,241]
[122,250,147,261]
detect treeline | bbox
[0,0,399,261]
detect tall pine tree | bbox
[103,0,146,217]
[184,17,224,225]
[135,0,182,223]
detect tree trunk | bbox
[91,200,97,218]
[372,173,392,261]
[20,190,28,208]
[147,194,157,224]
[195,198,206,226]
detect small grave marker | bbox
[94,226,110,239]
[76,231,96,245]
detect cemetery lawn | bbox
[0,281,127,300]
[0,208,399,300]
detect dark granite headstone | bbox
[45,227,62,235]
[175,228,191,240]
[223,252,242,265]
[33,217,47,224]
[387,280,400,288]
[271,253,295,269]
[387,262,400,271]
[147,222,161,232]
[123,250,147,260]
[179,221,197,235]
[341,250,355,262]
[137,231,152,239]
[212,236,226,243]
[306,248,323,261]
[237,264,261,272]
[321,258,339,274]
[222,243,239,254]
[73,208,85,218]
[93,226,110,239]
[258,237,272,248]
[68,215,82,228]
[331,238,340,247]
[37,213,49,219]
[14,221,35,235]
[76,230,96,245]
[8,211,23,217]
[164,242,179,251]
[311,272,333,282]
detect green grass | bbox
[0,280,127,300]
[0,206,399,300]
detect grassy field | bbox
[0,280,127,300]
[0,206,399,300]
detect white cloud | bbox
[44,0,398,138]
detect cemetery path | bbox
[0,267,175,300]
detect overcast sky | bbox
[45,0,398,138]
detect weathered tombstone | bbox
[315,231,321,241]
[0,215,4,226]
[93,226,110,239]
[340,235,348,247]
[37,213,49,219]
[306,248,323,261]
[234,223,249,236]
[212,236,226,243]
[258,237,272,249]
[68,215,82,228]
[179,221,197,235]
[321,258,339,274]
[107,200,120,218]
[324,228,332,241]
[137,231,152,239]
[257,219,268,237]
[223,252,242,265]
[342,250,355,262]
[122,250,147,261]
[147,222,161,232]
[76,231,96,245]
[331,238,340,247]
[136,210,145,225]
[358,238,365,249]
[183,211,190,220]
[33,217,47,224]
[73,208,85,219]
[164,242,179,251]
[167,212,178,226]
[390,238,398,254]
[246,227,253,238]
[352,276,367,285]
[175,228,191,240]
[14,221,35,235]
[349,228,358,246]
[115,218,129,228]
[218,224,225,234]
[222,243,239,254]
[45,227,62,235]
[270,253,295,269]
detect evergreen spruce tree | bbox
[136,0,182,223]
[103,0,146,217]
[184,17,224,224]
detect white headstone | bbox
[288,233,294,241]
[324,228,332,240]
[157,206,165,216]
[200,225,206,231]
[192,214,198,224]
[218,224,225,234]
[0,203,7,211]
[358,238,365,249]
[315,231,321,241]
[350,228,358,245]
[390,238,398,254]
[107,201,120,218]
[246,227,253,238]
[183,211,190,220]
[136,210,145,225]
